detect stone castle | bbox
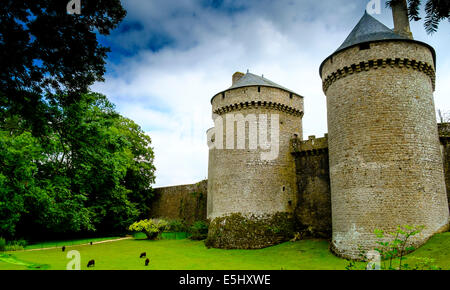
[150,7,450,259]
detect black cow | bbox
[62,246,66,252]
[140,252,146,258]
[145,258,149,266]
[87,259,95,267]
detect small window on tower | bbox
[222,92,225,99]
[359,43,370,50]
[258,86,261,92]
[289,93,293,99]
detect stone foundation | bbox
[205,212,294,249]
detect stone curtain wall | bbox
[148,123,449,243]
[292,135,332,238]
[149,180,207,225]
[439,123,450,209]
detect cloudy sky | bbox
[91,0,450,187]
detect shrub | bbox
[0,238,5,251]
[13,239,27,247]
[129,219,169,240]
[165,219,187,233]
[5,244,24,251]
[4,239,27,251]
[189,221,209,240]
[373,225,425,270]
[345,224,440,270]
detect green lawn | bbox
[1,232,449,270]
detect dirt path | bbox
[23,236,133,252]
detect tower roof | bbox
[319,12,436,77]
[212,72,301,103]
[336,12,408,53]
[229,72,294,92]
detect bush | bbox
[4,239,27,251]
[5,244,24,251]
[0,237,5,251]
[189,221,209,240]
[129,219,169,240]
[166,219,187,233]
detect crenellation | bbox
[322,56,436,93]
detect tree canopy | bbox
[0,1,157,240]
[0,92,156,239]
[0,0,126,135]
[387,0,450,34]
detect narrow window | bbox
[258,86,261,93]
[222,92,225,99]
[289,93,293,99]
[359,43,370,50]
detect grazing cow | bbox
[90,241,93,245]
[145,258,149,266]
[140,252,146,258]
[62,246,66,252]
[87,259,95,267]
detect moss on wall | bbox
[205,212,294,249]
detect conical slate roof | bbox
[336,11,408,53]
[319,11,436,77]
[229,72,295,93]
[212,72,301,102]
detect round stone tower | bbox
[206,72,303,249]
[320,10,449,259]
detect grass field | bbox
[1,232,449,270]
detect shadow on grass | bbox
[0,253,50,270]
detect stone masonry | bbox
[148,10,449,259]
[292,135,331,238]
[320,15,449,259]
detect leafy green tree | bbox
[0,92,156,238]
[53,92,155,234]
[387,0,449,34]
[0,0,126,135]
[117,117,156,219]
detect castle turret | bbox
[320,12,449,259]
[206,72,304,249]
